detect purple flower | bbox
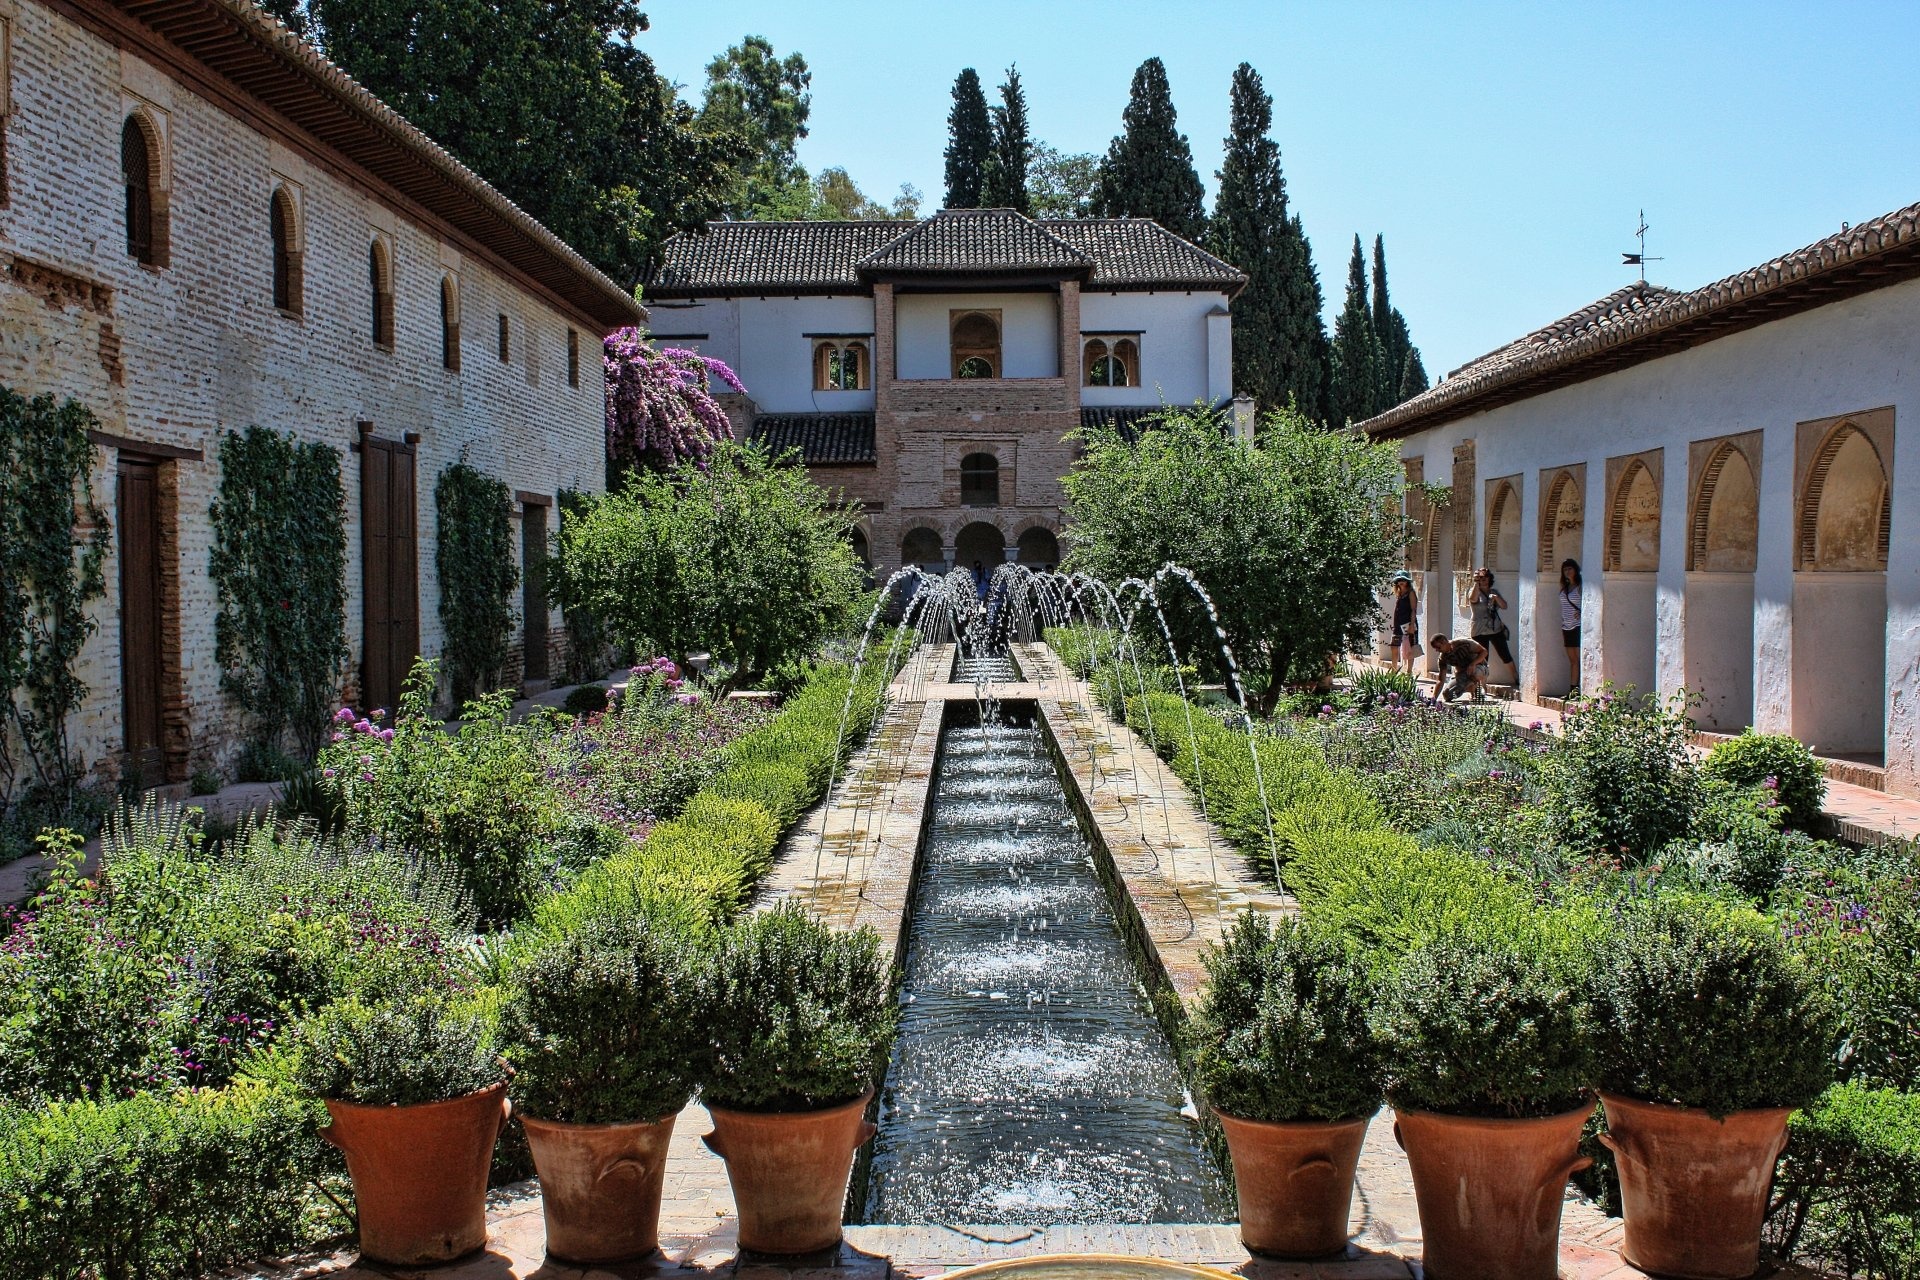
[335,707,355,724]
[358,754,373,766]
[322,767,336,779]
[331,731,344,743]
[379,728,395,743]
[361,771,376,783]
[371,708,385,721]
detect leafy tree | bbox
[547,443,866,685]
[1063,405,1408,707]
[1328,235,1385,426]
[1029,145,1100,218]
[982,66,1033,214]
[1207,63,1329,420]
[762,169,920,221]
[303,0,744,289]
[700,35,813,219]
[1092,57,1207,241]
[944,68,993,209]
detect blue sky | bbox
[637,2,1920,377]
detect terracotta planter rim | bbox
[704,1087,873,1120]
[324,1080,509,1117]
[1598,1090,1795,1123]
[520,1109,680,1132]
[1391,1096,1595,1127]
[1212,1106,1374,1130]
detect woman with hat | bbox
[1389,570,1420,675]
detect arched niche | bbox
[1800,423,1889,571]
[1016,526,1060,567]
[901,527,943,570]
[954,521,1005,572]
[1607,458,1662,572]
[1484,478,1521,574]
[1539,467,1586,573]
[1689,442,1759,572]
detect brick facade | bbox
[0,0,632,787]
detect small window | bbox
[960,452,1000,507]
[498,313,510,362]
[1083,334,1137,387]
[950,310,1001,379]
[270,187,301,314]
[439,277,460,371]
[122,115,160,265]
[566,328,580,387]
[368,240,394,349]
[812,339,869,391]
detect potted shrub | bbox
[1590,896,1839,1279]
[501,912,701,1265]
[1191,912,1382,1257]
[295,995,508,1266]
[698,904,898,1255]
[1371,933,1595,1280]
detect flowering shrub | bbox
[603,328,743,473]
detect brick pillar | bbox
[1057,280,1081,406]
[873,282,895,412]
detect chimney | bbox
[1230,395,1258,444]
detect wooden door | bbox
[117,457,165,778]
[360,438,419,713]
[521,500,550,683]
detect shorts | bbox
[1562,628,1581,647]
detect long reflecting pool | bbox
[861,697,1228,1224]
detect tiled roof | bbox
[649,210,1245,297]
[859,208,1091,275]
[1362,201,1920,439]
[653,222,906,295]
[1043,219,1246,292]
[749,413,876,465]
[1079,404,1232,444]
[89,0,641,328]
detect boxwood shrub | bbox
[1191,912,1382,1122]
[1701,730,1827,828]
[293,995,502,1107]
[1773,1082,1920,1278]
[1589,895,1837,1116]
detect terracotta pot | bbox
[321,1082,511,1267]
[1600,1092,1792,1280]
[1393,1102,1593,1280]
[702,1091,877,1254]
[522,1111,677,1265]
[1215,1109,1369,1258]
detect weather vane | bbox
[1622,209,1663,282]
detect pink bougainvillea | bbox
[604,328,746,473]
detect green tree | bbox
[944,68,994,209]
[1398,348,1430,402]
[1207,63,1329,420]
[983,66,1033,214]
[435,462,519,706]
[1370,234,1424,413]
[1092,57,1207,241]
[1029,145,1100,218]
[547,443,865,685]
[1328,235,1385,426]
[1063,405,1409,707]
[304,0,743,288]
[700,35,813,219]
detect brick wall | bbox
[0,0,608,786]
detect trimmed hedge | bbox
[1774,1082,1920,1278]
[0,1081,334,1280]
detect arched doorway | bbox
[1685,440,1760,730]
[1481,478,1522,685]
[1793,422,1888,758]
[1536,466,1587,698]
[1016,527,1059,569]
[901,527,943,572]
[954,521,1005,590]
[1602,456,1661,697]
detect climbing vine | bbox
[435,461,518,706]
[0,386,109,819]
[555,488,617,682]
[209,426,349,763]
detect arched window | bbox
[1606,459,1662,571]
[1800,424,1889,571]
[813,339,868,391]
[960,452,999,506]
[1689,443,1758,572]
[122,115,163,266]
[901,527,944,570]
[368,240,394,349]
[270,187,301,314]
[1083,334,1138,387]
[438,276,460,371]
[951,310,1001,379]
[1016,526,1060,566]
[849,526,871,568]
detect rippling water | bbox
[860,710,1228,1224]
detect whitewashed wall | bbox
[895,291,1059,380]
[1078,290,1231,408]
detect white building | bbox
[1362,201,1920,798]
[0,0,641,788]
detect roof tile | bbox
[749,413,876,465]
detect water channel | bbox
[860,655,1229,1224]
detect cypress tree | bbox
[944,69,993,209]
[1207,62,1330,419]
[1398,348,1430,402]
[1369,234,1427,410]
[1091,57,1207,241]
[982,66,1033,214]
[1328,234,1384,426]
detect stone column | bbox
[1750,421,1796,734]
[1515,465,1543,703]
[1656,445,1690,700]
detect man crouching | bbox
[1428,633,1488,703]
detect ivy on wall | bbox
[435,461,518,706]
[0,387,109,812]
[209,427,349,762]
[556,487,618,682]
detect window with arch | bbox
[1082,335,1139,387]
[1799,422,1890,571]
[122,114,167,266]
[960,452,1000,506]
[812,339,869,391]
[368,239,394,349]
[950,310,1001,379]
[270,186,302,314]
[438,276,460,371]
